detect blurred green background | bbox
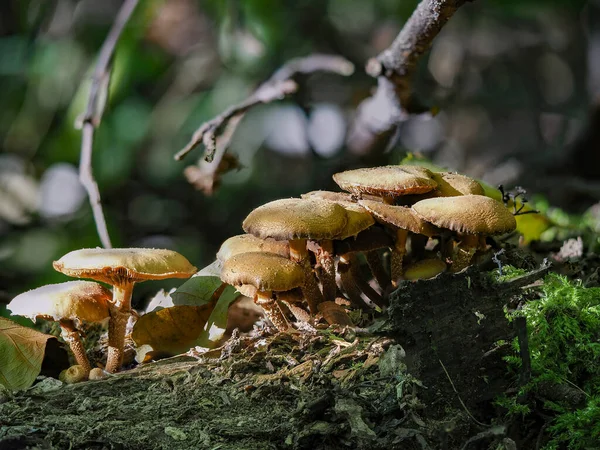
[0,0,597,311]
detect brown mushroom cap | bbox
[301,190,383,204]
[7,281,111,323]
[332,165,437,198]
[217,234,289,262]
[358,199,440,236]
[412,195,517,235]
[403,259,447,280]
[53,248,197,284]
[242,198,348,241]
[432,172,485,197]
[221,252,304,292]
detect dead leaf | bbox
[194,285,239,350]
[171,275,224,306]
[132,304,215,356]
[0,317,55,390]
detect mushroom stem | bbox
[105,282,134,373]
[59,319,91,373]
[312,239,336,300]
[289,238,324,314]
[365,250,390,290]
[338,255,373,311]
[451,234,479,273]
[254,290,289,331]
[348,254,384,308]
[391,229,408,287]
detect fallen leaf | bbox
[0,317,55,390]
[194,285,239,350]
[132,304,215,356]
[171,275,224,306]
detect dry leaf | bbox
[132,304,215,356]
[0,317,55,390]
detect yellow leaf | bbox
[131,304,214,356]
[0,317,54,390]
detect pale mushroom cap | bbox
[8,281,111,323]
[221,252,304,292]
[412,195,517,235]
[432,172,485,197]
[243,198,348,241]
[332,165,437,197]
[358,199,440,236]
[53,248,197,285]
[299,191,375,240]
[216,234,290,262]
[404,259,447,281]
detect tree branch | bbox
[348,0,471,158]
[174,54,354,194]
[77,0,139,248]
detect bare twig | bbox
[174,54,354,193]
[348,0,472,158]
[77,0,139,248]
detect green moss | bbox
[501,273,600,449]
[489,265,528,283]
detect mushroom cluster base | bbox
[1,251,561,450]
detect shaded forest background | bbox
[1,0,598,314]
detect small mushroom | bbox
[403,259,447,281]
[358,199,440,286]
[332,165,438,204]
[59,364,88,384]
[220,252,305,331]
[243,198,348,313]
[412,195,516,272]
[216,234,289,262]
[7,281,111,374]
[53,248,197,373]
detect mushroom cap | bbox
[217,234,289,262]
[221,252,304,292]
[431,172,485,197]
[332,165,437,198]
[358,199,440,236]
[53,248,197,285]
[242,198,348,241]
[8,281,111,323]
[299,191,375,240]
[412,195,517,235]
[403,259,447,281]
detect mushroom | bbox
[216,234,289,262]
[59,365,88,384]
[243,198,348,313]
[358,199,440,286]
[7,281,111,374]
[220,252,305,331]
[412,195,517,272]
[403,259,447,281]
[332,165,438,204]
[53,248,197,373]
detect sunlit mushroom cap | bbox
[358,200,440,236]
[431,172,485,197]
[412,195,517,235]
[301,190,383,204]
[53,248,197,285]
[216,234,289,262]
[7,281,111,323]
[299,191,375,240]
[403,259,447,281]
[332,165,437,198]
[221,252,304,292]
[243,198,347,241]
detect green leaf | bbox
[171,275,224,306]
[194,285,239,350]
[0,317,54,390]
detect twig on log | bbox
[348,0,472,158]
[174,54,354,194]
[76,0,139,248]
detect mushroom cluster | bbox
[217,165,517,330]
[8,248,197,375]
